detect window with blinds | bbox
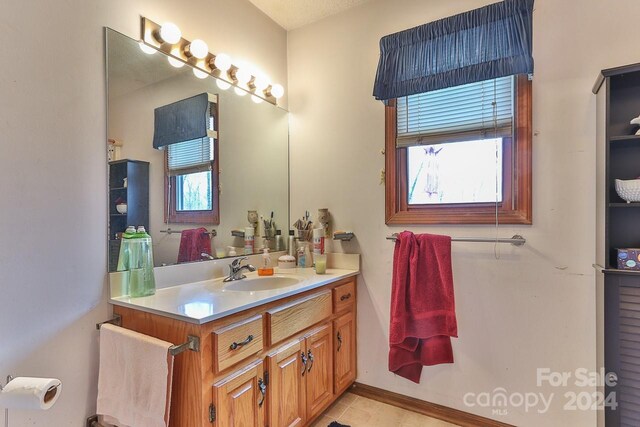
[396,76,514,148]
[167,137,214,176]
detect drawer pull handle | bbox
[340,293,352,301]
[307,350,314,373]
[337,332,343,352]
[258,378,266,407]
[301,352,308,376]
[229,335,254,350]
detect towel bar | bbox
[95,314,121,330]
[386,233,526,247]
[96,316,200,356]
[160,227,217,237]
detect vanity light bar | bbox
[140,17,283,105]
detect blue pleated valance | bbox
[372,0,534,101]
[153,93,210,149]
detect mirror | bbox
[106,29,289,271]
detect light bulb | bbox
[214,53,232,71]
[168,56,184,68]
[187,39,208,59]
[235,68,252,85]
[159,23,182,44]
[216,79,231,90]
[193,68,208,79]
[251,94,263,104]
[270,83,284,99]
[138,42,156,55]
[254,75,270,91]
[234,86,248,96]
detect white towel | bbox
[97,323,174,427]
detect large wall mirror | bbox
[106,28,289,271]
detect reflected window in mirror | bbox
[165,102,220,224]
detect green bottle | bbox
[116,225,155,297]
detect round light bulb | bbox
[188,39,208,59]
[138,42,156,55]
[235,68,252,85]
[159,22,182,44]
[270,83,284,99]
[193,68,208,79]
[216,79,231,90]
[254,75,270,91]
[251,94,264,104]
[234,86,248,97]
[214,53,232,71]
[167,56,184,68]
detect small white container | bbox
[278,254,296,269]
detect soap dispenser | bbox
[258,248,274,276]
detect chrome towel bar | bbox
[96,315,200,356]
[386,233,526,247]
[160,227,217,237]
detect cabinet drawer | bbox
[333,280,355,313]
[268,291,332,345]
[213,314,264,372]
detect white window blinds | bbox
[167,137,214,176]
[396,76,514,148]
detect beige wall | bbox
[288,0,640,425]
[0,0,285,425]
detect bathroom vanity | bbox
[110,266,358,427]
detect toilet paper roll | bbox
[0,377,62,410]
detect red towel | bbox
[177,228,211,263]
[389,231,458,383]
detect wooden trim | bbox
[350,382,515,427]
[385,75,532,225]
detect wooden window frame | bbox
[164,141,220,225]
[385,75,532,225]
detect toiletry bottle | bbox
[244,227,255,255]
[227,246,237,257]
[258,248,274,276]
[297,244,306,268]
[303,242,312,267]
[313,228,325,255]
[275,230,284,252]
[288,230,296,258]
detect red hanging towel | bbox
[177,228,211,263]
[389,231,458,383]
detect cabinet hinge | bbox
[264,370,269,386]
[209,403,216,423]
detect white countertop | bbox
[110,267,359,324]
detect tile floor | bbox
[311,392,460,427]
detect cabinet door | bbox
[267,339,306,427]
[213,359,266,427]
[333,311,356,395]
[304,323,334,421]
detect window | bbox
[165,103,219,224]
[385,75,532,224]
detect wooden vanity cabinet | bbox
[213,359,266,427]
[333,311,356,395]
[112,276,357,427]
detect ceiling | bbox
[247,0,372,30]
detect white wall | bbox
[288,0,640,425]
[0,0,286,425]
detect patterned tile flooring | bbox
[311,392,460,427]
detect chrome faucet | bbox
[223,257,256,282]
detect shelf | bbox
[110,186,127,191]
[604,268,640,276]
[609,202,640,207]
[333,232,355,241]
[110,213,127,217]
[610,135,640,142]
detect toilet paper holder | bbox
[0,375,13,391]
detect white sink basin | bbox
[224,275,303,292]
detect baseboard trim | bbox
[350,382,514,427]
